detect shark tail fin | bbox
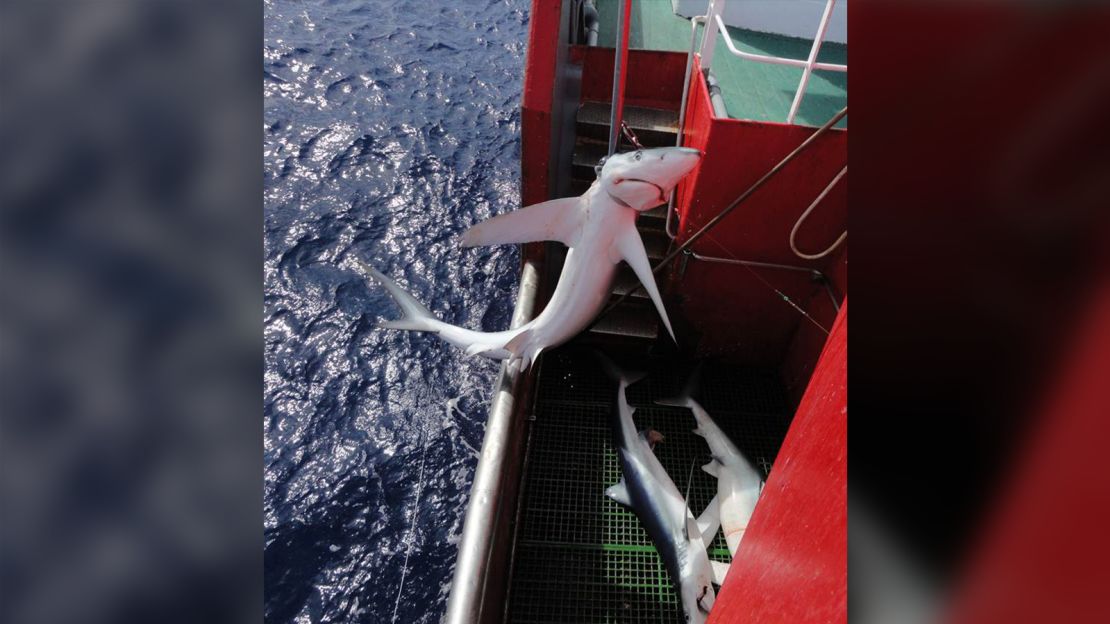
[653,361,703,408]
[357,262,439,333]
[594,351,648,387]
[504,329,533,358]
[503,329,539,371]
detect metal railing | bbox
[665,14,707,239]
[702,0,847,125]
[608,0,631,156]
[665,0,847,239]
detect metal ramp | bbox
[506,348,792,623]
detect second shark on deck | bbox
[598,355,727,624]
[658,365,765,557]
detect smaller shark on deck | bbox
[359,146,701,370]
[597,355,726,624]
[658,365,764,557]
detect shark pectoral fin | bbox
[697,495,721,549]
[605,481,632,508]
[461,197,580,247]
[701,460,722,477]
[612,225,676,342]
[711,561,730,586]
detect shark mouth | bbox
[607,178,668,209]
[625,178,667,203]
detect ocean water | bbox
[263,1,530,621]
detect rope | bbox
[702,232,829,335]
[621,120,645,150]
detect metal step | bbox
[642,227,669,261]
[587,299,659,340]
[569,177,593,196]
[611,265,650,299]
[571,138,608,181]
[638,206,668,231]
[576,102,680,148]
[641,203,668,222]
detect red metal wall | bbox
[668,57,847,377]
[520,0,562,208]
[709,300,848,624]
[572,46,689,111]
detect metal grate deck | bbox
[507,348,792,623]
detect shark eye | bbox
[634,151,642,161]
[594,156,608,176]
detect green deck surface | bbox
[596,0,847,128]
[507,349,791,623]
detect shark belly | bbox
[717,470,761,555]
[527,245,618,348]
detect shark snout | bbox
[653,147,702,187]
[658,147,702,161]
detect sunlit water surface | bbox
[264,1,529,621]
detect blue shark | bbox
[658,366,764,556]
[599,356,722,623]
[359,147,701,370]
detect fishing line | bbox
[391,417,432,623]
[702,231,830,336]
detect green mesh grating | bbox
[508,348,791,623]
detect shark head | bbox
[597,146,702,211]
[678,544,717,624]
